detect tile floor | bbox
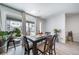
[1,42,79,55]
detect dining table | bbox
[26,35,46,55]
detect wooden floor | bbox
[2,42,79,55]
[56,42,79,55]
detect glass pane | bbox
[29,23,35,36]
[6,19,22,32]
[26,23,28,32]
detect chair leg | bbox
[54,48,56,55]
[24,48,30,55]
[24,47,27,55]
[24,51,27,55]
[54,43,56,55]
[27,50,30,55]
[13,41,16,50]
[49,49,53,55]
[7,41,9,52]
[54,49,56,55]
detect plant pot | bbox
[0,47,4,54]
[0,40,3,47]
[0,39,4,54]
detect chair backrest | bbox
[67,31,73,42]
[45,32,51,36]
[68,31,73,37]
[43,35,56,53]
[43,35,52,52]
[0,39,3,47]
[53,34,57,42]
[23,36,29,50]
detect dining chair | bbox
[67,31,73,42]
[45,32,51,36]
[49,35,56,55]
[22,36,33,55]
[37,35,56,55]
[7,40,16,52]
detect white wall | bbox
[45,13,65,43]
[66,13,79,42]
[0,12,1,31]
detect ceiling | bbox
[4,3,79,19]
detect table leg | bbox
[32,42,38,55]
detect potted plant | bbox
[54,29,61,34]
[14,28,21,37]
[0,31,9,44]
[0,36,3,47]
[53,29,61,42]
[0,31,9,54]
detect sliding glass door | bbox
[26,22,35,36]
[6,16,36,36]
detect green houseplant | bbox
[0,31,9,49]
[0,31,9,43]
[54,29,61,34]
[0,31,9,54]
[14,28,21,37]
[53,29,61,42]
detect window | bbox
[6,17,22,32]
[6,16,36,36]
[26,22,35,36]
